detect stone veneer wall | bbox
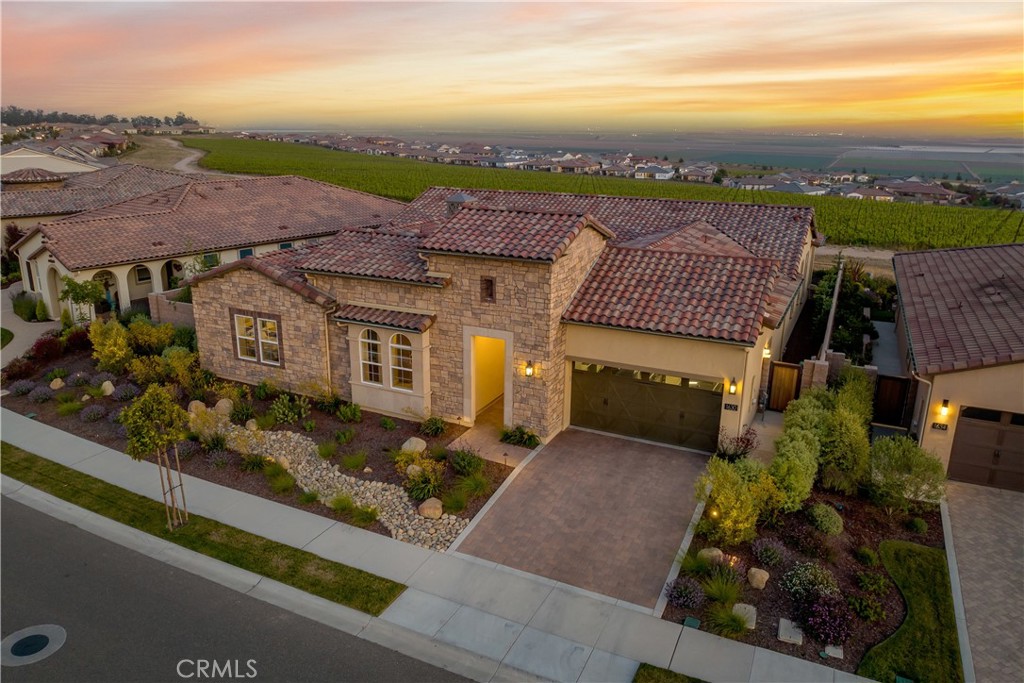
[193,269,330,394]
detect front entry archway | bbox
[46,268,61,321]
[92,270,119,316]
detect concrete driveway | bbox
[946,481,1024,682]
[454,428,707,609]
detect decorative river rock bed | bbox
[188,402,469,552]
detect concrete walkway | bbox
[946,481,1024,683]
[0,408,872,683]
[1,281,61,368]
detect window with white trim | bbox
[390,333,413,390]
[235,314,257,361]
[233,312,282,366]
[238,247,254,258]
[134,265,151,284]
[259,318,280,365]
[360,330,382,384]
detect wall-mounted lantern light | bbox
[763,348,772,359]
[729,378,737,395]
[524,360,535,378]
[940,399,949,417]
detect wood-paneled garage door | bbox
[948,406,1024,492]
[570,362,723,452]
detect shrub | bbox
[336,402,362,423]
[770,428,819,512]
[314,389,343,414]
[695,458,762,546]
[8,379,35,396]
[67,371,91,387]
[127,319,175,355]
[907,517,929,534]
[11,291,37,321]
[2,357,36,381]
[419,415,447,437]
[60,307,74,330]
[330,494,355,514]
[127,355,168,386]
[443,489,468,513]
[751,537,787,568]
[90,371,116,388]
[665,576,706,610]
[835,367,875,426]
[500,424,539,447]
[293,394,311,421]
[79,404,108,422]
[341,451,367,471]
[350,506,378,528]
[807,503,844,536]
[715,426,760,462]
[334,428,355,445]
[112,383,141,402]
[255,413,276,430]
[107,406,124,424]
[270,394,301,424]
[379,416,397,431]
[848,595,887,623]
[62,326,92,352]
[450,448,484,476]
[44,368,69,381]
[56,400,85,416]
[117,306,150,325]
[172,325,198,352]
[854,546,879,567]
[268,471,296,494]
[206,450,233,469]
[679,552,715,578]
[456,472,490,498]
[240,453,266,472]
[174,440,200,460]
[404,457,445,501]
[819,406,870,495]
[203,432,227,452]
[253,379,277,401]
[30,335,63,363]
[90,319,134,374]
[782,395,831,442]
[788,524,838,563]
[27,386,54,403]
[701,567,743,606]
[781,562,839,603]
[230,402,255,423]
[428,445,448,461]
[317,442,337,460]
[298,490,319,505]
[263,461,287,479]
[857,571,891,596]
[705,604,748,639]
[868,435,946,516]
[800,592,854,645]
[34,297,49,321]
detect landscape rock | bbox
[245,419,258,431]
[81,394,91,402]
[214,398,233,415]
[733,603,756,629]
[824,644,844,659]
[401,437,427,454]
[49,377,65,390]
[363,467,373,473]
[406,464,424,478]
[101,380,116,397]
[188,400,206,414]
[697,547,724,564]
[418,498,443,519]
[275,455,290,470]
[748,567,770,590]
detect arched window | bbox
[390,333,413,390]
[360,330,382,384]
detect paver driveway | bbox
[455,428,707,608]
[946,481,1024,682]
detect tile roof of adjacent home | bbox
[1,164,190,218]
[30,176,405,271]
[563,247,782,344]
[894,244,1024,374]
[1,167,69,184]
[419,206,615,262]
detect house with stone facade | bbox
[190,187,821,452]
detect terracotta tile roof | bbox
[1,167,68,184]
[35,176,405,271]
[384,187,813,277]
[894,244,1024,374]
[563,247,782,344]
[420,206,614,262]
[620,220,754,258]
[333,304,436,333]
[297,229,446,285]
[1,164,189,218]
[190,245,336,309]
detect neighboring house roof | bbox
[563,247,782,344]
[419,206,614,262]
[333,304,436,333]
[191,244,336,309]
[894,244,1024,374]
[1,167,68,184]
[298,229,447,285]
[28,175,405,271]
[2,164,189,218]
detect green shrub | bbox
[303,419,316,432]
[298,490,319,504]
[11,292,37,321]
[443,489,468,514]
[500,424,540,447]
[857,571,891,596]
[781,562,839,602]
[819,406,870,495]
[848,595,887,622]
[836,367,874,426]
[44,368,69,381]
[254,379,277,401]
[705,603,749,639]
[270,394,300,424]
[330,495,355,514]
[336,402,362,423]
[907,517,929,534]
[680,552,715,578]
[428,445,447,461]
[230,402,255,424]
[350,506,378,528]
[127,355,168,386]
[317,442,337,460]
[240,453,266,472]
[701,568,743,606]
[334,428,355,445]
[268,471,296,494]
[782,395,831,441]
[203,432,227,452]
[379,416,397,431]
[341,451,367,471]
[313,389,343,414]
[255,412,276,430]
[770,428,819,512]
[456,472,490,498]
[56,400,85,416]
[89,318,135,374]
[127,319,175,355]
[419,415,446,437]
[854,546,880,567]
[868,435,946,516]
[60,307,74,330]
[695,458,762,546]
[35,297,49,321]
[172,325,197,351]
[807,503,844,536]
[404,457,445,501]
[450,448,484,476]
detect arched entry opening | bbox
[92,270,119,317]
[46,268,61,321]
[127,264,154,308]
[162,259,185,291]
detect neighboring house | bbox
[893,244,1024,491]
[876,180,962,204]
[845,187,895,202]
[634,164,675,180]
[730,176,776,190]
[1,143,105,174]
[678,165,718,183]
[190,187,821,452]
[552,158,601,174]
[12,176,405,320]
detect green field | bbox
[183,138,1023,250]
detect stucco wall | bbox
[148,289,195,327]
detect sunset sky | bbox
[2,1,1022,137]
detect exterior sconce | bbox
[729,378,737,395]
[940,399,949,417]
[763,348,772,359]
[524,360,535,377]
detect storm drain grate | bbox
[1,625,66,667]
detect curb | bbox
[940,499,977,683]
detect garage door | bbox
[948,407,1024,492]
[570,362,723,451]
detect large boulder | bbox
[418,498,443,519]
[101,380,116,397]
[697,547,724,564]
[748,567,770,590]
[245,419,258,432]
[214,398,233,416]
[187,400,206,414]
[49,377,65,390]
[402,437,427,454]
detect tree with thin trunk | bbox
[59,275,105,324]
[120,385,190,531]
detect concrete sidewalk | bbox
[1,281,61,368]
[0,408,872,683]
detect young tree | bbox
[120,385,190,531]
[59,275,105,323]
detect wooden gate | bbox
[768,362,801,411]
[874,375,910,427]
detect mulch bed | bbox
[663,488,944,674]
[2,349,513,539]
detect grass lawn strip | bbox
[0,442,405,616]
[857,539,964,683]
[632,663,708,683]
[1,327,12,349]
